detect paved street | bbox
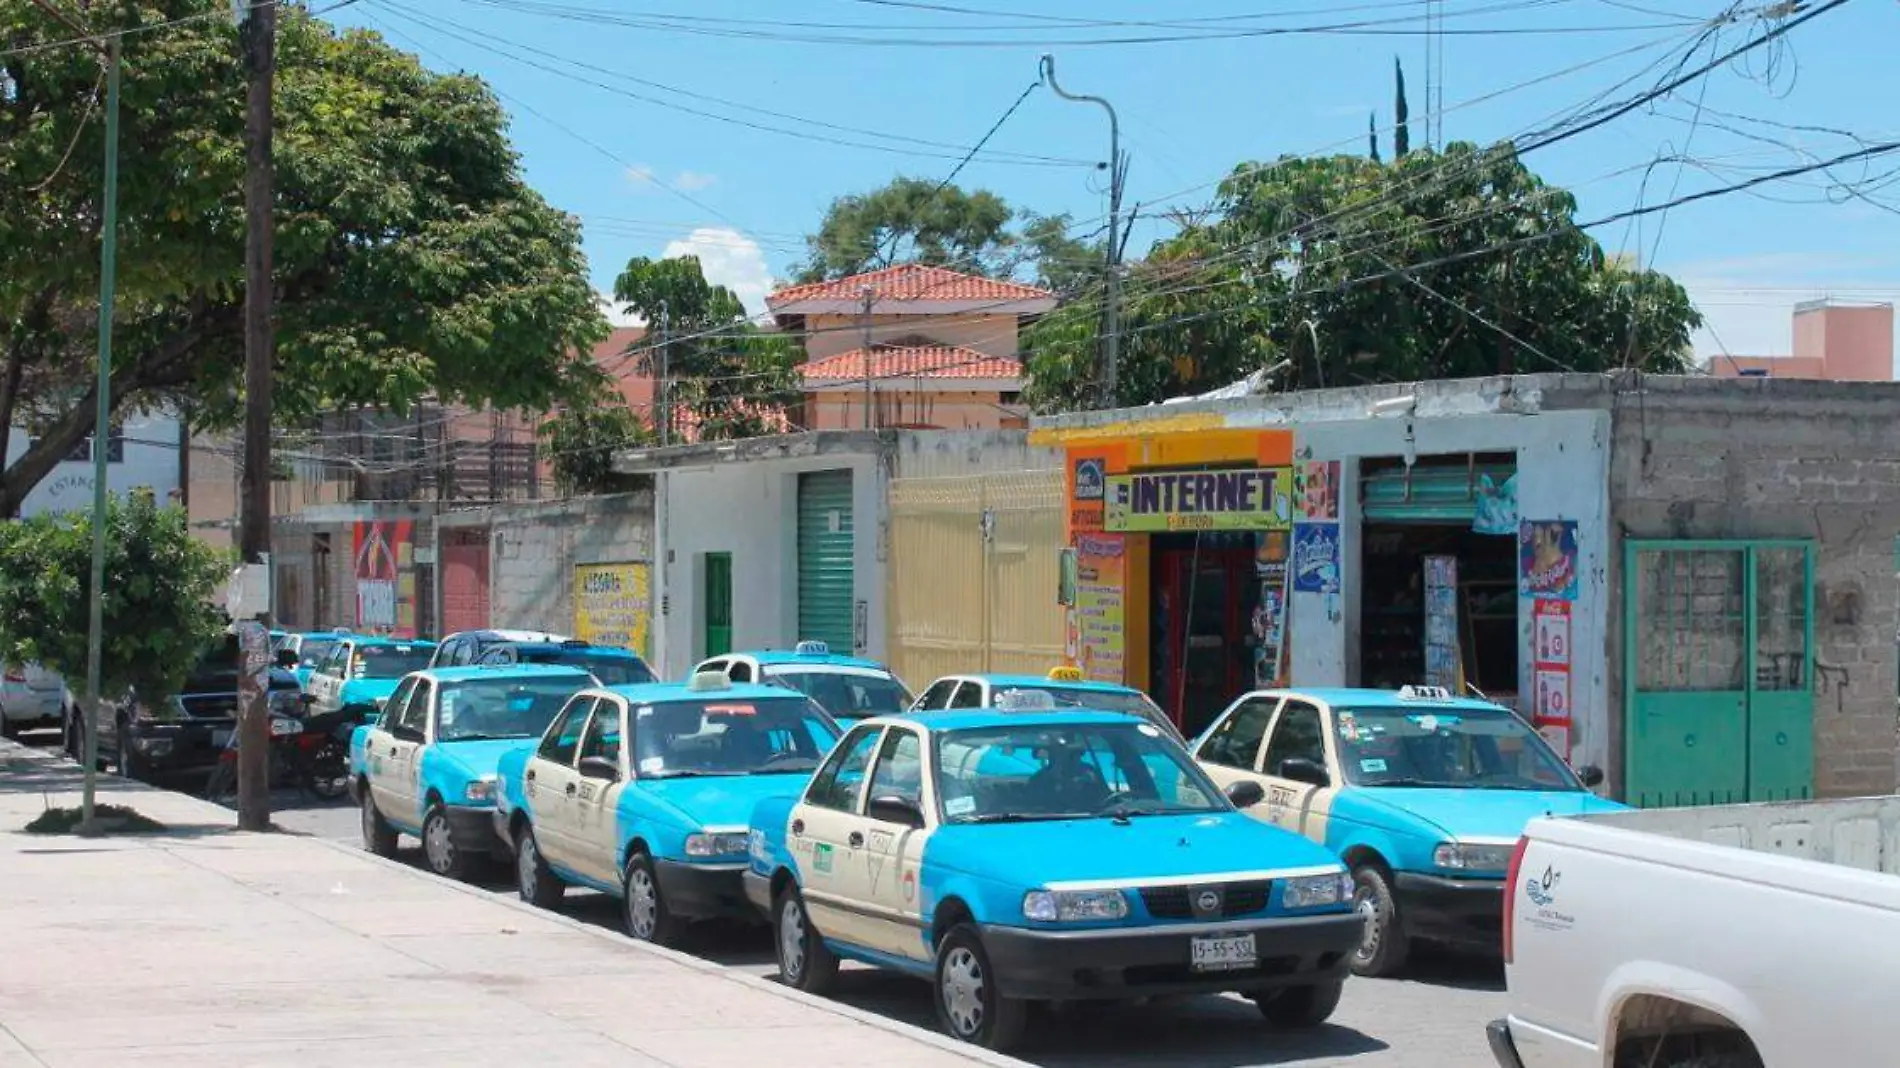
[40,731,1507,1068]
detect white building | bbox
[4,410,185,518]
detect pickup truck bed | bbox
[1493,797,1900,1068]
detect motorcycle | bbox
[203,704,353,803]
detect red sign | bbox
[353,520,416,638]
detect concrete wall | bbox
[438,493,654,637]
[892,429,1056,479]
[1603,376,1900,798]
[801,312,1021,362]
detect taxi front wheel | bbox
[1253,980,1344,1028]
[775,886,838,995]
[1349,864,1411,977]
[935,924,1028,1052]
[623,853,683,947]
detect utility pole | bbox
[858,286,875,430]
[656,301,670,446]
[1040,55,1124,411]
[81,37,122,833]
[235,0,277,832]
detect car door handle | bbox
[848,832,864,848]
[790,819,804,836]
[525,770,536,782]
[565,783,577,797]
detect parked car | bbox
[745,701,1364,1051]
[476,638,656,687]
[428,629,569,670]
[306,636,436,718]
[909,666,1180,739]
[2,662,69,740]
[272,629,349,689]
[1192,684,1620,976]
[693,641,909,725]
[1488,797,1900,1068]
[82,634,304,781]
[350,663,596,880]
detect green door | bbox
[1624,540,1814,807]
[797,470,855,652]
[704,552,732,658]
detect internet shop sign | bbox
[1104,468,1292,533]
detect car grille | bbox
[1139,880,1273,920]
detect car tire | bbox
[360,790,399,857]
[621,852,683,947]
[516,826,565,909]
[1254,979,1344,1028]
[935,923,1028,1052]
[774,885,839,995]
[1349,864,1410,978]
[0,715,18,741]
[1662,1055,1762,1068]
[421,804,472,881]
[115,723,146,783]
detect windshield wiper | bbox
[753,762,820,774]
[1365,777,1459,788]
[648,769,745,779]
[955,812,1087,824]
[442,732,530,742]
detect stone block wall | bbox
[441,493,654,636]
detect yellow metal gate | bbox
[887,470,1065,687]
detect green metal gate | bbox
[704,552,732,658]
[797,470,855,652]
[1623,540,1814,807]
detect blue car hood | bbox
[638,774,813,828]
[930,812,1340,884]
[434,737,540,780]
[1351,786,1625,839]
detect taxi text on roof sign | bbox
[1047,665,1084,682]
[794,640,829,656]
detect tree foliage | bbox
[1024,143,1701,411]
[540,392,654,496]
[0,494,230,707]
[613,256,801,440]
[0,2,607,514]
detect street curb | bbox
[309,835,1031,1068]
[1,739,1026,1067]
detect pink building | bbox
[1706,300,1895,381]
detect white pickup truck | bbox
[1488,797,1900,1068]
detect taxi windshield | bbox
[297,639,337,669]
[352,645,433,679]
[435,676,591,742]
[1334,705,1581,791]
[991,685,1180,740]
[633,696,840,777]
[934,721,1223,824]
[768,671,912,719]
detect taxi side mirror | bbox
[1576,764,1605,788]
[578,756,620,782]
[868,794,924,829]
[1278,758,1330,787]
[1225,780,1265,809]
[275,650,299,669]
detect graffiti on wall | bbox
[353,521,416,637]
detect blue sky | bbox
[336,0,1900,367]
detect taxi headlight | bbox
[464,777,497,803]
[684,832,750,858]
[1022,889,1128,923]
[1282,872,1354,909]
[1432,842,1513,873]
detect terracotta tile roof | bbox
[669,401,795,441]
[768,264,1053,308]
[799,339,1023,383]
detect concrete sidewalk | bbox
[0,740,1012,1068]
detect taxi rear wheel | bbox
[935,924,1027,1052]
[1253,979,1344,1028]
[516,826,565,909]
[360,791,398,857]
[1349,864,1410,977]
[775,886,838,995]
[622,852,683,946]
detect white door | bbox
[312,644,351,715]
[789,725,884,947]
[364,677,417,822]
[382,679,432,829]
[856,726,934,960]
[1194,694,1279,802]
[526,696,596,873]
[1255,699,1339,843]
[570,697,628,886]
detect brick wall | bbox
[1601,376,1900,797]
[439,493,655,636]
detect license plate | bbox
[1190,933,1257,972]
[213,729,233,747]
[269,718,301,737]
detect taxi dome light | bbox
[687,670,732,692]
[994,689,1057,712]
[794,640,830,656]
[1399,684,1453,701]
[1046,665,1084,682]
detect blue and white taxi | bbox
[744,694,1363,1051]
[493,672,842,946]
[693,641,910,727]
[350,664,595,880]
[308,636,436,717]
[1192,685,1623,976]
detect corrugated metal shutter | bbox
[1361,463,1515,522]
[441,528,490,634]
[797,470,855,651]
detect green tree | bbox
[0,2,607,515]
[613,256,801,440]
[0,495,230,710]
[540,392,654,496]
[1024,143,1700,411]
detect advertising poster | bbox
[1252,585,1289,688]
[1067,453,1107,535]
[1423,555,1462,691]
[1295,460,1340,521]
[353,520,416,638]
[573,562,653,658]
[1531,599,1573,758]
[1073,534,1126,684]
[1291,523,1341,594]
[1104,467,1292,533]
[1519,519,1580,601]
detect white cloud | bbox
[675,170,717,191]
[624,164,717,194]
[664,227,773,316]
[597,290,644,327]
[625,163,657,191]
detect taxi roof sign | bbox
[794,640,830,656]
[687,670,733,693]
[1046,665,1084,683]
[993,689,1058,712]
[1398,684,1453,701]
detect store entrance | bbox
[1151,534,1260,738]
[1359,524,1519,704]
